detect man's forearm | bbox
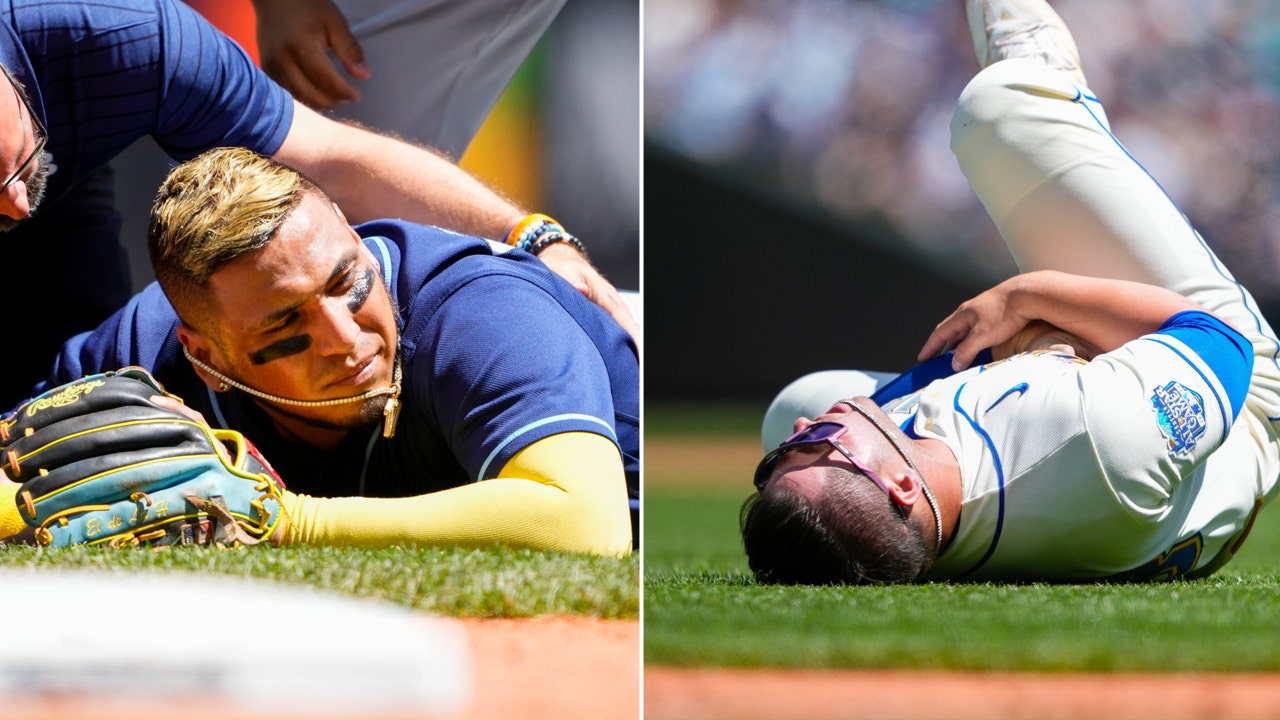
[274,100,525,240]
[921,269,1209,369]
[273,100,640,338]
[1008,271,1205,353]
[990,319,1100,360]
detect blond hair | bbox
[148,147,320,332]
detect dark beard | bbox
[264,394,388,432]
[0,157,49,232]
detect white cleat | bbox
[966,0,1087,87]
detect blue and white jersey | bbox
[763,59,1280,582]
[890,312,1266,582]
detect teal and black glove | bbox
[0,367,284,548]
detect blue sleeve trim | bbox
[1158,310,1252,421]
[1147,336,1231,442]
[477,413,618,481]
[871,349,994,405]
[364,236,396,296]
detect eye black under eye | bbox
[250,334,313,365]
[346,267,374,313]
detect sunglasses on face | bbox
[753,421,903,513]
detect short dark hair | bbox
[740,466,931,584]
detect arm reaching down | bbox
[280,432,632,556]
[275,100,522,238]
[919,270,1207,371]
[273,103,639,338]
[252,0,370,110]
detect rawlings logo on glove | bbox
[0,367,285,548]
[17,376,107,417]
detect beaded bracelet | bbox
[505,213,563,252]
[528,230,588,258]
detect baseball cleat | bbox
[966,0,1087,87]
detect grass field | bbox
[0,544,640,619]
[645,402,1280,672]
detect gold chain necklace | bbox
[182,346,403,438]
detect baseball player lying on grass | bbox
[742,0,1280,584]
[0,147,638,555]
[0,0,635,414]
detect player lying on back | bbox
[741,0,1280,583]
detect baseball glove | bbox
[0,367,285,548]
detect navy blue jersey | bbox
[0,0,293,206]
[39,221,639,512]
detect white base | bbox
[0,569,471,718]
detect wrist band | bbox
[528,230,588,258]
[505,213,562,252]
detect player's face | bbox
[754,420,905,513]
[199,192,399,436]
[760,398,921,508]
[0,66,48,229]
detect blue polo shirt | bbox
[0,0,292,206]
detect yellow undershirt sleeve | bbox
[0,481,26,541]
[279,432,631,556]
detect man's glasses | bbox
[1,66,46,192]
[753,421,902,512]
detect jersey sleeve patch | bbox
[1150,381,1207,455]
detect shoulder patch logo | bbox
[1150,381,1206,455]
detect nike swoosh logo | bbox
[985,383,1029,413]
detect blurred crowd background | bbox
[646,0,1280,402]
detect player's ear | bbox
[177,325,229,393]
[888,472,923,508]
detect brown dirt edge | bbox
[0,617,640,720]
[644,667,1280,720]
[646,437,762,491]
[455,616,641,720]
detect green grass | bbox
[644,403,1280,672]
[643,493,749,575]
[0,544,639,618]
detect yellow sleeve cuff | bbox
[0,482,27,541]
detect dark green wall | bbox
[645,146,981,403]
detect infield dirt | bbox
[456,617,640,720]
[643,667,1280,720]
